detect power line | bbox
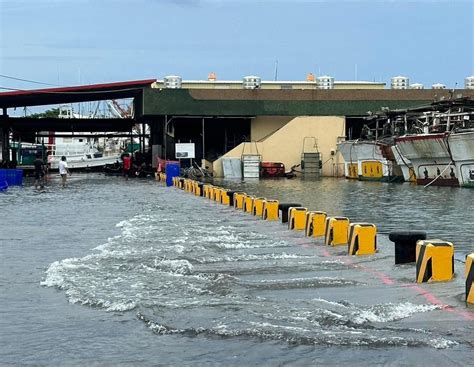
[0,74,60,86]
[0,86,25,91]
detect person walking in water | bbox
[58,156,71,187]
[33,152,45,189]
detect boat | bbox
[47,137,121,171]
[337,139,403,182]
[394,97,474,187]
[395,132,457,186]
[47,105,123,170]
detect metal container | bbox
[242,76,261,89]
[222,158,242,178]
[242,154,261,178]
[316,76,334,89]
[163,75,182,89]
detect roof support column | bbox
[0,109,10,163]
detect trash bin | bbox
[165,163,180,187]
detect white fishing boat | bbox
[337,140,402,182]
[46,104,125,170]
[47,137,121,170]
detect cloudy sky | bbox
[0,0,473,90]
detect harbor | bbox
[0,174,473,366]
[1,1,473,365]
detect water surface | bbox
[1,174,473,366]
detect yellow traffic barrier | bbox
[262,200,279,220]
[233,192,246,210]
[348,223,377,255]
[221,190,230,205]
[305,211,327,237]
[214,187,222,203]
[208,186,216,200]
[324,217,350,246]
[288,207,308,230]
[416,239,454,283]
[252,198,266,217]
[466,253,474,304]
[194,183,202,196]
[203,184,211,198]
[243,195,255,213]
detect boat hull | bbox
[448,131,474,188]
[395,134,459,187]
[337,141,402,182]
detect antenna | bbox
[274,60,278,81]
[449,82,457,100]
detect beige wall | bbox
[213,116,346,177]
[251,116,294,141]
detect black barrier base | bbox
[278,203,302,223]
[389,231,427,264]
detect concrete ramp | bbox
[213,116,346,177]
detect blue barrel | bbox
[165,163,180,187]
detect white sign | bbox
[175,143,195,159]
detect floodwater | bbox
[0,174,473,366]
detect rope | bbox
[423,161,454,188]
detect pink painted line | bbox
[286,232,474,321]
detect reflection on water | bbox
[214,177,474,256]
[1,174,473,365]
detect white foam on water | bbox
[428,338,458,349]
[198,252,312,264]
[352,302,442,324]
[154,258,193,275]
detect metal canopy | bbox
[0,79,156,109]
[3,117,135,133]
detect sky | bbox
[0,0,473,91]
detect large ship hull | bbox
[395,133,459,187]
[448,130,474,188]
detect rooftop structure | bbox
[153,78,386,90]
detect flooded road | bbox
[1,174,473,366]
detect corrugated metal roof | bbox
[0,79,156,97]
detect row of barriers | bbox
[163,175,473,305]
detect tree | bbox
[28,108,60,118]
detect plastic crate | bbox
[0,169,6,182]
